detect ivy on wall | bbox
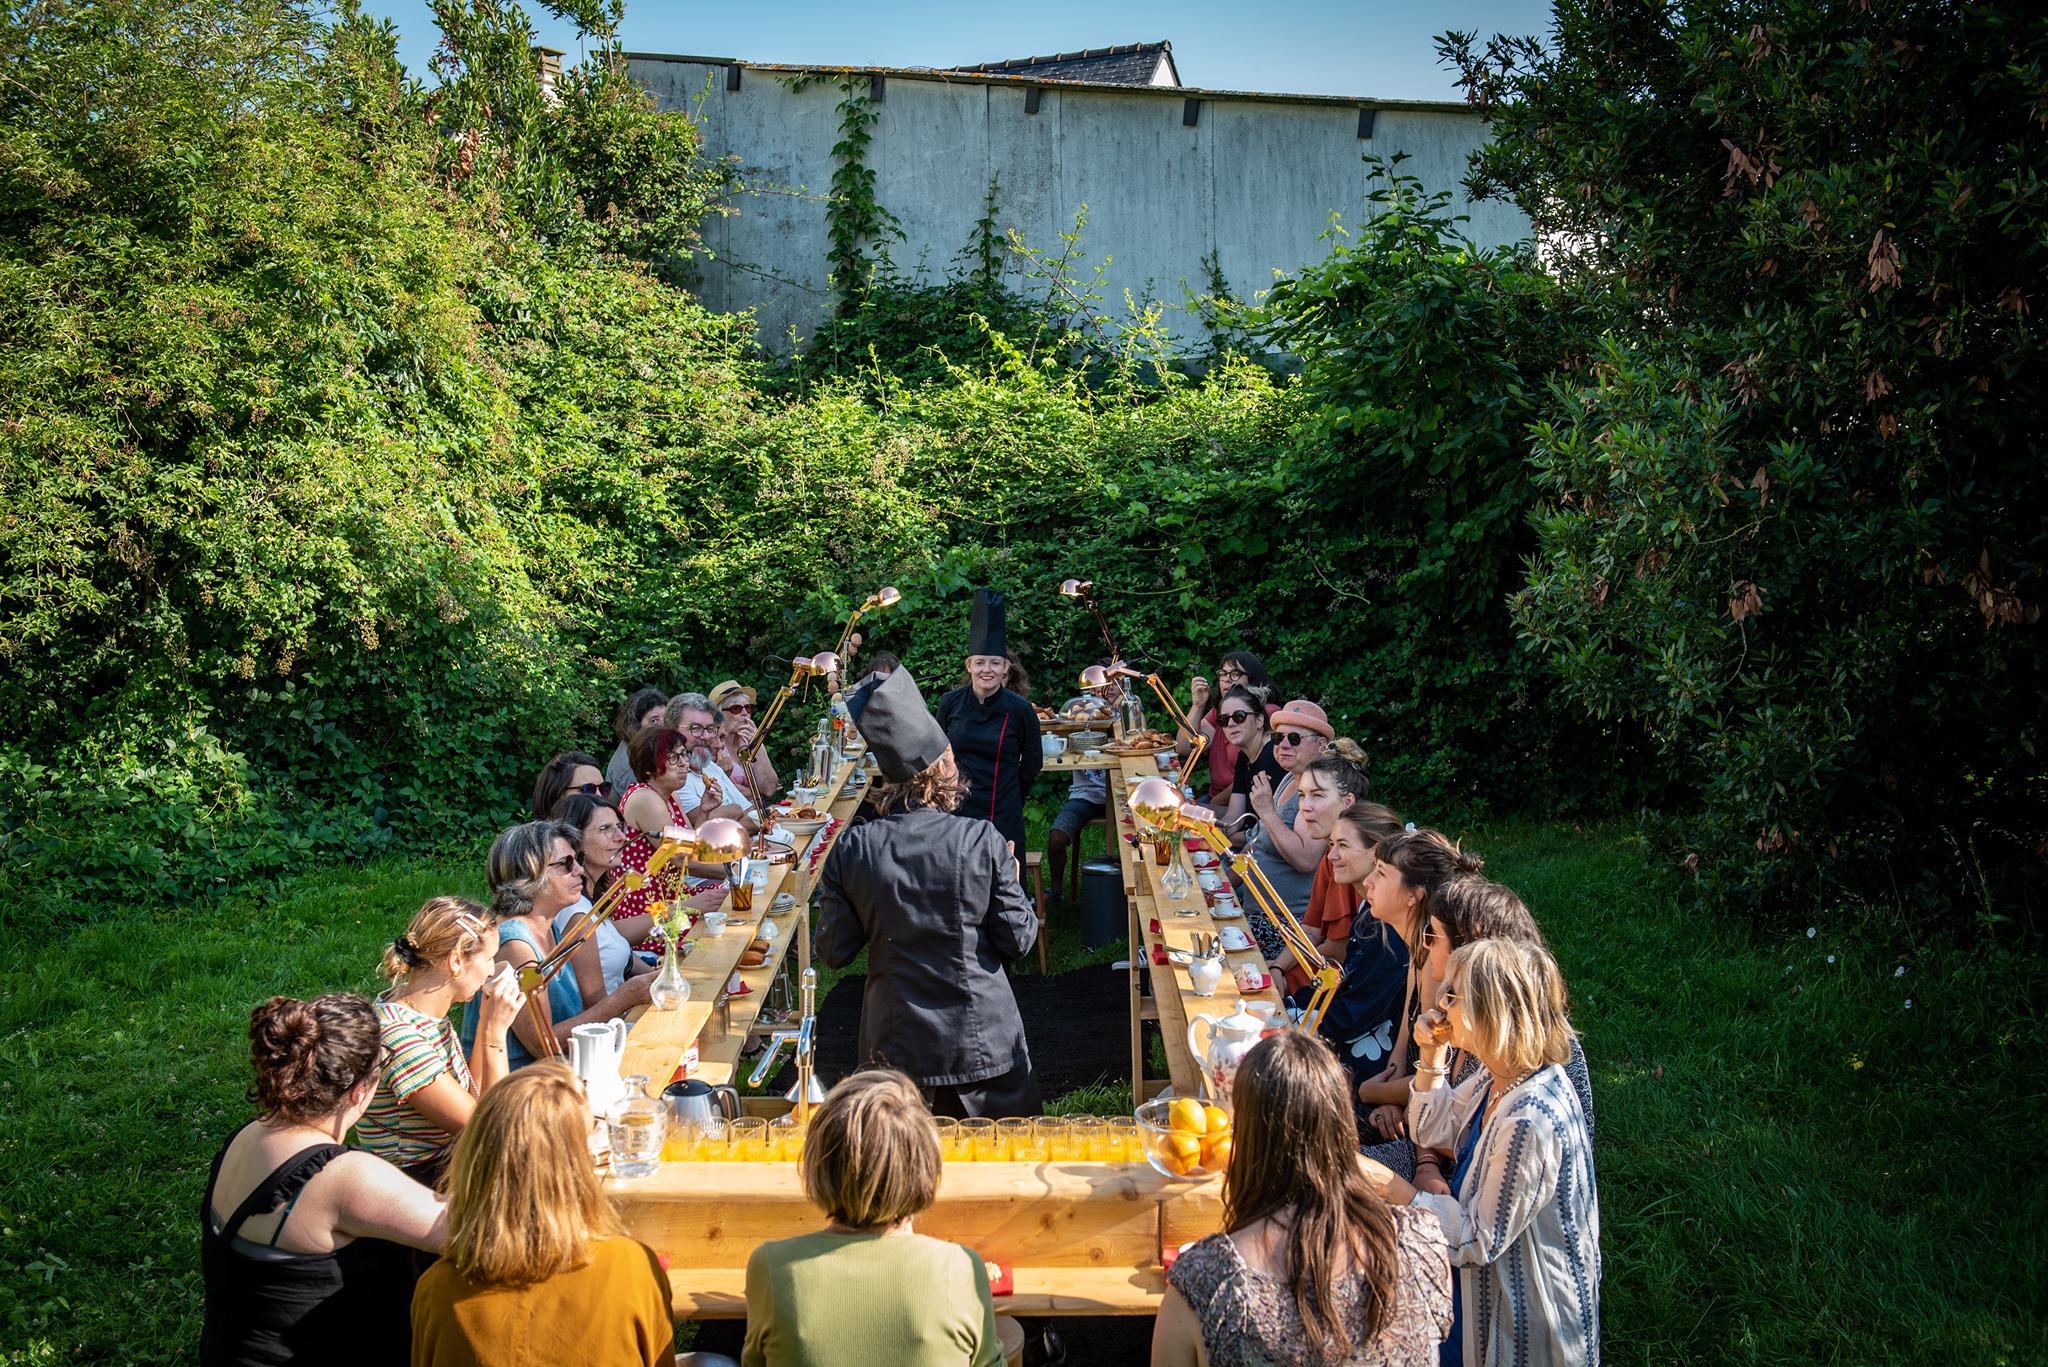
[781,72,901,310]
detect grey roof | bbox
[949,40,1179,88]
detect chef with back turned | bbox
[814,665,1043,1117]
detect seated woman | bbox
[530,751,607,821]
[1353,829,1485,1153]
[201,994,448,1366]
[460,821,652,1070]
[1275,749,1370,995]
[411,1062,674,1367]
[1423,877,1595,1147]
[1215,686,1286,832]
[548,792,657,996]
[612,724,697,945]
[356,897,527,1186]
[711,678,782,805]
[606,688,667,797]
[1312,806,1429,1180]
[743,1069,1003,1367]
[1152,1030,1450,1367]
[1234,700,1344,960]
[1360,939,1600,1367]
[1179,652,1278,807]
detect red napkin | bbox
[1183,836,1212,853]
[1150,943,1168,966]
[982,1260,1014,1296]
[1148,918,1162,935]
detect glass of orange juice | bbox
[769,1116,804,1161]
[1111,1118,1145,1162]
[696,1119,730,1161]
[961,1117,997,1162]
[1071,1116,1111,1162]
[1037,1116,1073,1161]
[994,1118,1030,1161]
[730,1117,770,1162]
[933,1118,960,1162]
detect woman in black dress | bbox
[935,588,1042,854]
[201,993,458,1365]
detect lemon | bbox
[1168,1098,1208,1134]
[1200,1135,1233,1169]
[1202,1104,1230,1135]
[1162,1132,1202,1173]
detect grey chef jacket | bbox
[815,803,1040,1088]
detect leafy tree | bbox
[1257,163,1645,809]
[1444,1,2048,926]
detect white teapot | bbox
[569,1020,629,1115]
[1186,1002,1269,1109]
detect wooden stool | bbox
[1023,851,1048,974]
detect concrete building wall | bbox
[628,59,1529,350]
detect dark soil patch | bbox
[689,1314,1155,1365]
[765,964,1135,1098]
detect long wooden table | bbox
[617,751,869,1089]
[1111,756,1286,1105]
[615,1157,1225,1317]
[608,745,1272,1321]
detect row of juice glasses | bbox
[661,1116,807,1163]
[933,1116,1145,1163]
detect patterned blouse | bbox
[1167,1205,1452,1367]
[357,997,473,1167]
[1408,1063,1601,1367]
[612,781,688,945]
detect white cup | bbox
[700,910,729,937]
[1218,926,1252,952]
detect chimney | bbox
[533,46,565,104]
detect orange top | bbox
[411,1237,673,1367]
[1286,860,1360,995]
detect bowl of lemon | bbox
[1135,1097,1233,1181]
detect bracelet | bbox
[1414,1060,1449,1076]
[1414,1154,1442,1170]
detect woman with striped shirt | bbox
[357,897,525,1186]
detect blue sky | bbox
[355,0,1555,103]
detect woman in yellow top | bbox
[410,1062,674,1367]
[742,1070,1003,1367]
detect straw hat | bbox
[708,680,758,711]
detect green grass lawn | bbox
[2,822,2041,1364]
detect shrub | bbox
[1445,1,2048,927]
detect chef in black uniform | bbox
[816,666,1043,1117]
[935,588,1042,855]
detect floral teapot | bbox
[1186,1003,1271,1110]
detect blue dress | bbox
[458,919,583,1069]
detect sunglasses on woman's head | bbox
[574,781,615,798]
[1218,711,1254,726]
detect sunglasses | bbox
[573,780,615,798]
[1218,711,1255,726]
[1273,731,1317,747]
[547,854,584,873]
[721,703,753,716]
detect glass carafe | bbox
[648,945,691,1012]
[607,1075,666,1178]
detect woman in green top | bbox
[742,1070,1002,1367]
